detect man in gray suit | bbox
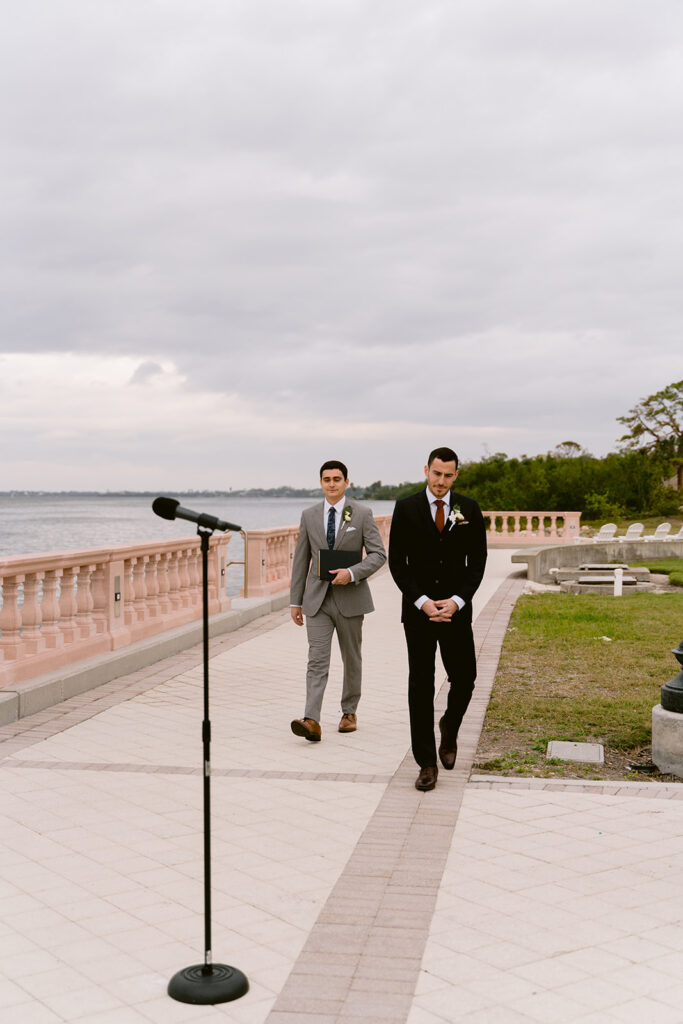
[290,460,386,742]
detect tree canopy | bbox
[617,380,683,459]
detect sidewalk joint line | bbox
[4,758,392,784]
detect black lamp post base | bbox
[168,963,249,1005]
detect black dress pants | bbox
[403,609,477,768]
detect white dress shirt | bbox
[324,498,355,582]
[414,488,465,612]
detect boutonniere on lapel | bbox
[342,506,353,523]
[448,505,468,530]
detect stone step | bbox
[550,566,651,583]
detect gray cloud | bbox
[2,1,682,486]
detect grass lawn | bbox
[475,591,683,781]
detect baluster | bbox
[157,552,172,614]
[59,566,79,643]
[21,571,46,654]
[548,514,558,539]
[188,546,201,607]
[124,558,136,626]
[207,540,219,604]
[512,513,521,536]
[41,569,64,648]
[167,551,182,611]
[168,550,182,610]
[90,563,107,634]
[0,574,25,660]
[76,565,96,638]
[178,549,191,608]
[273,536,280,581]
[146,554,160,618]
[267,537,275,583]
[132,556,148,622]
[260,537,267,588]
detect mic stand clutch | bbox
[168,525,249,1005]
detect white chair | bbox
[644,523,672,541]
[618,523,644,542]
[664,524,683,541]
[593,523,617,542]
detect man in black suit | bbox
[389,447,487,791]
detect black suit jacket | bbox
[388,488,487,623]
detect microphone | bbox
[152,496,242,533]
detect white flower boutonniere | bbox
[342,506,353,523]
[448,505,468,530]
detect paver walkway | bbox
[1,551,683,1023]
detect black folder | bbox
[318,548,362,582]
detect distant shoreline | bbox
[0,489,323,498]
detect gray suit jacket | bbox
[290,499,386,618]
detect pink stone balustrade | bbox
[0,535,232,688]
[242,511,580,597]
[0,510,579,689]
[482,511,581,544]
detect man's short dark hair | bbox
[320,460,349,480]
[427,447,459,469]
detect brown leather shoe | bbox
[338,713,357,733]
[438,716,458,770]
[291,718,321,742]
[415,765,438,791]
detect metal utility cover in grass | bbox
[547,741,604,763]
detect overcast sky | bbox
[2,1,681,490]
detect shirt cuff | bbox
[348,569,355,583]
[416,594,465,610]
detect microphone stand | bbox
[168,526,249,1005]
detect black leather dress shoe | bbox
[415,765,438,791]
[438,716,458,770]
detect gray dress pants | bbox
[304,590,363,722]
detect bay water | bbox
[0,494,395,595]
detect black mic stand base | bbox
[168,963,249,1005]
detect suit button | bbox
[435,579,440,584]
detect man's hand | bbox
[291,606,304,626]
[330,568,352,585]
[433,598,458,621]
[422,598,458,622]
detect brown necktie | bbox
[435,499,445,532]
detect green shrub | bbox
[583,491,625,520]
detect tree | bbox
[617,380,683,458]
[553,441,589,458]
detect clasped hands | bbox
[422,598,458,622]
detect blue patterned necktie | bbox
[327,507,336,549]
